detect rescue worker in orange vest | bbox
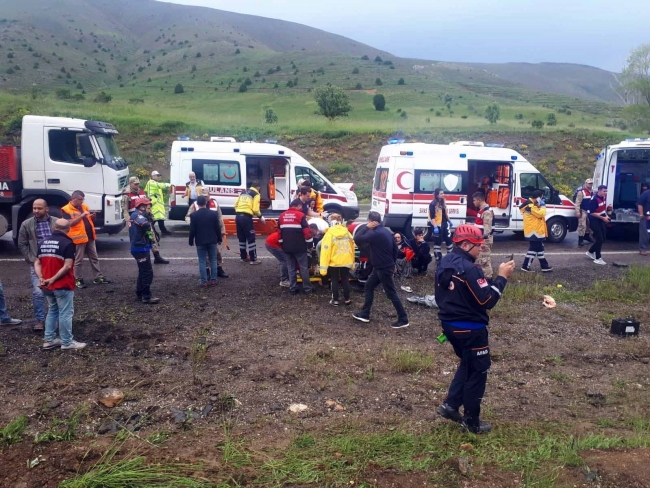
[61,190,112,289]
[121,177,170,264]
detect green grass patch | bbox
[384,348,433,374]
[34,404,87,443]
[0,415,28,447]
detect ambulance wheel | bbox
[546,217,567,243]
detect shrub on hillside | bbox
[55,88,72,99]
[546,113,557,126]
[352,67,359,74]
[485,103,500,124]
[355,83,363,90]
[93,91,112,103]
[515,113,524,120]
[373,94,386,111]
[374,56,383,63]
[532,120,544,129]
[238,83,248,93]
[375,78,383,86]
[244,78,252,86]
[174,83,184,94]
[265,108,278,124]
[361,55,369,60]
[398,78,405,85]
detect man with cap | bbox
[234,180,264,265]
[144,170,173,236]
[435,224,514,433]
[186,187,229,278]
[575,178,595,247]
[129,197,161,304]
[122,177,169,264]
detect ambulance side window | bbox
[295,166,333,193]
[414,170,464,194]
[519,173,551,200]
[192,159,240,186]
[374,168,389,191]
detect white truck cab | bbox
[168,138,359,222]
[592,138,650,228]
[371,141,578,242]
[0,115,129,241]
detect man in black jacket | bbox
[189,196,223,287]
[435,224,514,434]
[352,211,409,329]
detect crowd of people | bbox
[2,173,650,435]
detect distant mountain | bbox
[0,0,623,106]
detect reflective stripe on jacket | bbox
[519,198,547,240]
[61,202,96,244]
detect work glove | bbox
[260,216,266,225]
[433,226,440,235]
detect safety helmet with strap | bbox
[451,224,484,245]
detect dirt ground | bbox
[1,245,649,487]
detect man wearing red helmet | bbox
[435,224,514,434]
[129,198,160,304]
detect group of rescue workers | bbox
[4,167,650,436]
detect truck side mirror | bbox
[78,134,94,158]
[83,157,96,168]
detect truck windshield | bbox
[96,135,127,170]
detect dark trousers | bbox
[442,324,491,426]
[433,222,453,262]
[522,240,551,270]
[589,218,606,259]
[360,267,408,322]
[235,214,257,261]
[131,251,153,299]
[287,252,312,292]
[328,267,351,301]
[412,253,433,273]
[155,219,169,234]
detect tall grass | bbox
[0,415,28,446]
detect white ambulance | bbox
[371,141,578,243]
[167,138,359,222]
[592,138,650,231]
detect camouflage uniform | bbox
[476,206,493,278]
[575,179,593,246]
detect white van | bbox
[592,138,650,230]
[168,138,359,222]
[371,141,578,243]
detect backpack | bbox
[573,186,583,203]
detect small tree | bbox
[235,48,240,54]
[531,120,544,129]
[352,67,359,74]
[361,55,369,60]
[546,113,557,126]
[254,70,261,77]
[313,84,352,120]
[238,83,248,93]
[375,78,383,86]
[174,83,184,94]
[485,103,500,124]
[196,52,201,58]
[93,91,112,103]
[397,78,405,85]
[355,83,363,90]
[373,94,386,111]
[157,65,163,71]
[244,77,252,86]
[374,56,383,63]
[265,108,278,124]
[191,64,196,72]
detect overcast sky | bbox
[161,0,647,72]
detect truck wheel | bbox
[546,217,567,243]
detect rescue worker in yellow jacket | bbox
[61,190,112,289]
[144,170,172,236]
[319,213,355,306]
[520,190,552,272]
[234,181,264,264]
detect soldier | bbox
[473,192,494,277]
[122,177,169,264]
[575,178,594,247]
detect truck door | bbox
[44,127,104,212]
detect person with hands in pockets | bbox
[434,224,515,434]
[428,188,454,264]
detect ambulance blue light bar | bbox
[178,135,191,141]
[399,151,414,156]
[460,153,467,158]
[265,139,278,144]
[388,138,406,144]
[626,138,650,142]
[511,156,517,160]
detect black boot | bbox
[217,266,229,278]
[153,251,170,264]
[158,220,173,236]
[578,236,585,247]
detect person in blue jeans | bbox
[33,219,86,350]
[352,211,409,329]
[0,280,23,326]
[189,196,223,287]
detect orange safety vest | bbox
[61,202,96,245]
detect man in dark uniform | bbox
[435,224,514,433]
[129,198,161,304]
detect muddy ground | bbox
[1,232,649,487]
